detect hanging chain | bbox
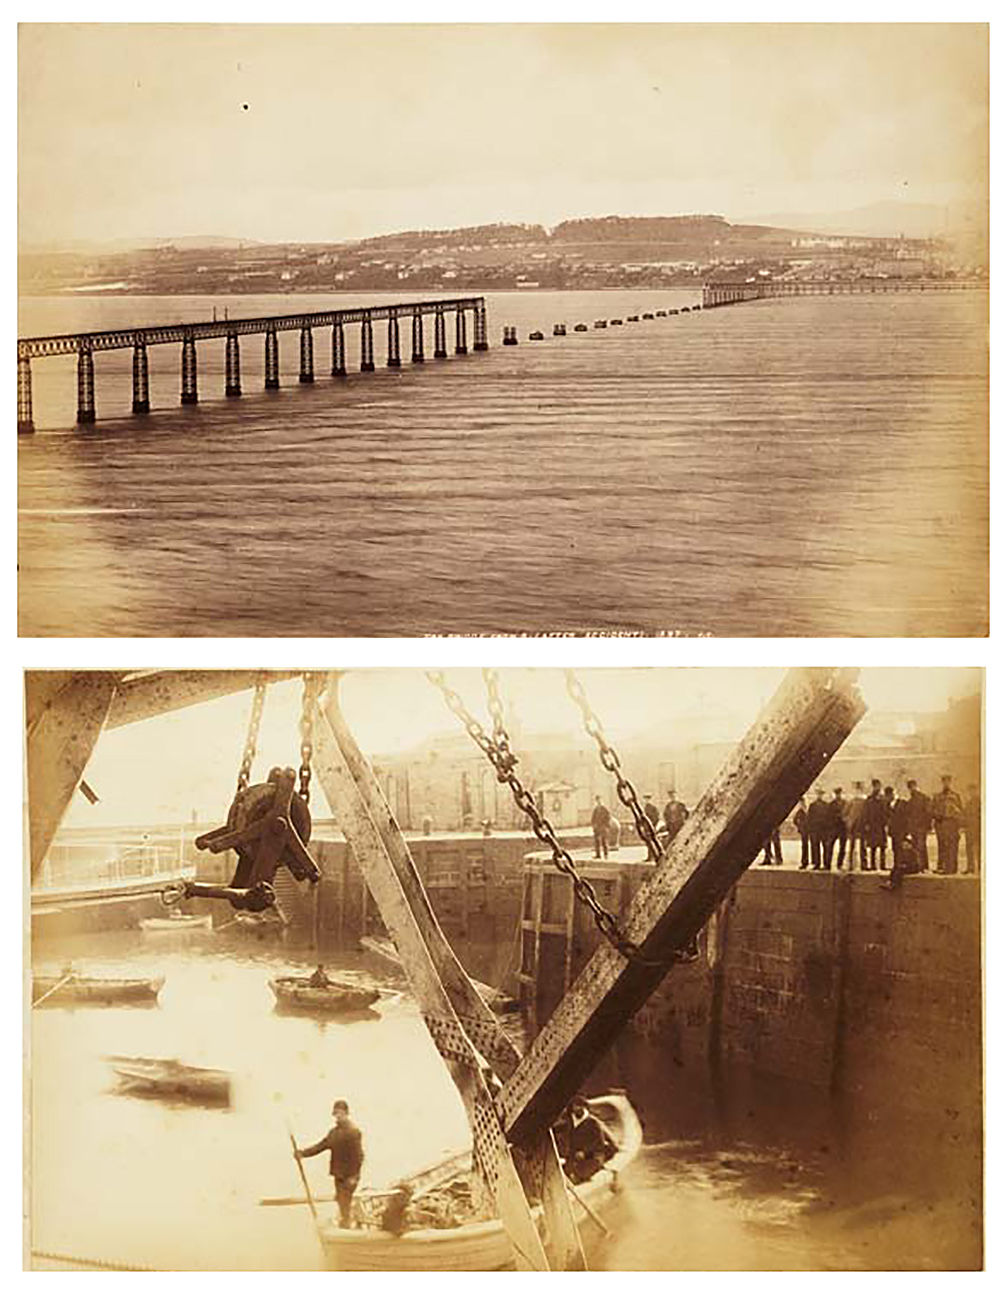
[298,672,324,804]
[483,668,518,776]
[236,676,268,795]
[563,669,663,864]
[426,670,661,966]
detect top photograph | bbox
[17,23,988,638]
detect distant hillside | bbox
[550,214,795,244]
[352,222,548,250]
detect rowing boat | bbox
[138,913,212,934]
[269,976,380,1015]
[32,974,164,1007]
[106,1055,231,1106]
[317,1093,641,1270]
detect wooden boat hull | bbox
[269,978,380,1015]
[33,975,164,1006]
[318,1094,641,1271]
[107,1055,231,1106]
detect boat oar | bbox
[287,1126,319,1227]
[31,971,76,1009]
[565,1178,611,1236]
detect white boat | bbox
[139,913,212,934]
[317,1093,641,1271]
[33,973,164,1007]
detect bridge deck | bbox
[17,295,486,360]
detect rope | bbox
[32,1249,158,1272]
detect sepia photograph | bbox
[25,667,983,1270]
[16,23,988,637]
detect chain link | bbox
[236,676,268,795]
[426,670,659,966]
[298,672,324,804]
[563,670,664,864]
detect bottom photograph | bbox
[24,667,982,1271]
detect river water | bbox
[29,928,980,1271]
[17,289,987,637]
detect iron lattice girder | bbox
[17,297,486,360]
[497,667,866,1147]
[319,679,586,1266]
[309,690,567,1270]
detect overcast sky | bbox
[57,667,978,829]
[18,23,988,247]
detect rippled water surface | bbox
[30,930,980,1271]
[18,290,987,636]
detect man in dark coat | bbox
[591,796,611,859]
[862,779,887,872]
[563,1098,618,1185]
[807,788,831,870]
[881,835,921,892]
[887,787,909,869]
[904,779,932,872]
[932,775,964,875]
[662,792,689,843]
[297,1099,365,1227]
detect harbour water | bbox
[29,930,981,1271]
[17,289,987,638]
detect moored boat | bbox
[32,973,164,1007]
[317,1093,641,1271]
[106,1055,231,1106]
[269,976,381,1015]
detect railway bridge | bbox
[703,278,986,307]
[16,295,488,434]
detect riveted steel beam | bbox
[497,668,866,1147]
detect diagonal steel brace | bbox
[313,677,586,1270]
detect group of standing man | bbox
[591,792,689,859]
[785,775,979,879]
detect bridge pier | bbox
[434,307,447,359]
[180,337,198,405]
[299,325,314,383]
[387,312,401,367]
[17,357,34,434]
[77,348,96,424]
[331,322,346,376]
[455,308,468,355]
[131,339,150,414]
[360,314,375,372]
[225,334,241,397]
[264,328,280,389]
[473,301,488,351]
[412,312,425,363]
